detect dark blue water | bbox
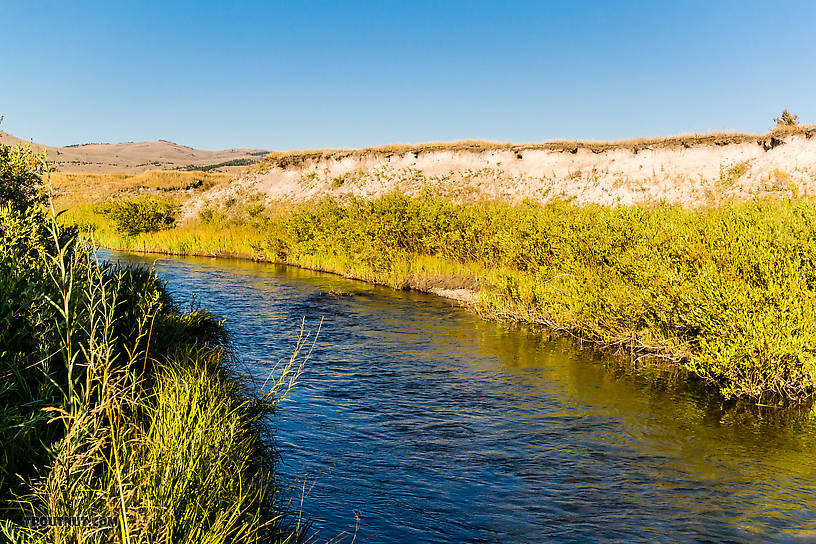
[104,250,816,544]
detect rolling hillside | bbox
[0,131,269,173]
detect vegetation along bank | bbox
[35,122,815,403]
[0,141,308,541]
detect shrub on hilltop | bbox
[774,109,800,127]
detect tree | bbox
[774,109,800,127]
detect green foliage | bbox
[0,141,46,211]
[265,193,816,401]
[0,206,56,491]
[245,201,266,218]
[199,205,215,224]
[720,161,748,186]
[0,142,305,542]
[90,189,816,402]
[774,108,800,127]
[100,195,179,235]
[182,157,257,171]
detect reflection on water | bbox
[103,250,816,543]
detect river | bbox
[103,250,816,543]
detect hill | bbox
[0,131,269,173]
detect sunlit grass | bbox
[1,219,311,541]
[96,222,268,258]
[49,170,232,208]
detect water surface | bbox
[104,250,816,543]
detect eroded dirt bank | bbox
[186,127,816,217]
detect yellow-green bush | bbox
[268,193,816,401]
[99,195,179,236]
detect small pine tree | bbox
[774,109,799,127]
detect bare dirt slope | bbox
[186,126,816,217]
[6,127,815,212]
[0,131,268,173]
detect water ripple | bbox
[103,251,816,544]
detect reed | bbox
[1,143,309,542]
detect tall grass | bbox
[1,214,311,542]
[1,147,310,541]
[272,194,816,401]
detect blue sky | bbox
[1,1,814,150]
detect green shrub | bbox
[0,140,46,211]
[199,205,215,224]
[721,161,749,186]
[265,193,816,401]
[100,195,179,235]
[245,201,265,218]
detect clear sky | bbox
[1,1,814,150]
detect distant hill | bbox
[0,131,269,173]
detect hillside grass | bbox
[68,191,816,403]
[49,170,231,208]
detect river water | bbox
[104,250,816,543]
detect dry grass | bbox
[49,170,232,207]
[255,125,816,171]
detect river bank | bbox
[46,126,816,403]
[71,192,816,404]
[183,125,816,217]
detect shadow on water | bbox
[101,250,816,544]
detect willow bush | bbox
[99,195,179,236]
[266,192,816,401]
